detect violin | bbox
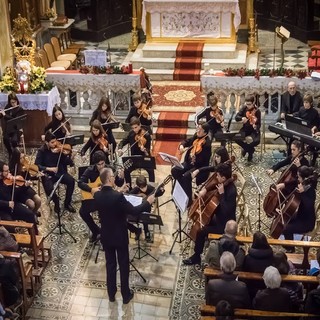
[135,129,148,154]
[210,108,224,123]
[137,102,152,120]
[246,108,257,126]
[4,174,27,187]
[52,141,72,155]
[96,136,109,150]
[189,136,207,164]
[20,155,43,177]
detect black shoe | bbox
[182,255,201,265]
[145,232,152,243]
[135,228,142,240]
[241,149,247,157]
[123,290,134,304]
[90,233,101,243]
[64,204,76,213]
[109,296,115,302]
[248,152,253,162]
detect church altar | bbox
[141,0,241,42]
[0,87,60,146]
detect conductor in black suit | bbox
[94,167,155,304]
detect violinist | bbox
[126,93,152,135]
[118,117,154,187]
[0,161,37,228]
[266,140,309,197]
[43,106,72,140]
[183,163,237,265]
[89,96,117,153]
[80,120,110,165]
[35,131,75,214]
[235,95,261,162]
[78,151,125,243]
[195,93,224,141]
[0,93,25,157]
[140,67,153,106]
[171,123,211,204]
[282,166,317,253]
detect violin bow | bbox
[10,164,18,212]
[20,128,26,155]
[105,101,120,123]
[52,117,71,135]
[121,130,149,155]
[56,134,67,170]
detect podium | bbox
[276,26,290,69]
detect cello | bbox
[188,173,237,241]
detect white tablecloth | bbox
[0,86,60,116]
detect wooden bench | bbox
[208,233,320,270]
[0,250,34,318]
[0,220,51,270]
[200,304,318,318]
[203,268,319,294]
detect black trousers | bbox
[124,167,155,187]
[104,245,130,300]
[41,173,75,207]
[79,199,100,237]
[236,129,260,155]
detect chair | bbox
[43,44,71,69]
[51,36,80,55]
[50,37,77,67]
[35,50,65,71]
[61,30,85,51]
[39,48,70,70]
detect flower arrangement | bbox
[44,8,56,19]
[29,66,53,93]
[222,67,310,80]
[79,65,131,75]
[0,67,18,92]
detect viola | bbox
[52,141,72,155]
[137,102,152,120]
[246,108,257,126]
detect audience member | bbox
[0,227,18,252]
[205,220,245,270]
[205,252,251,309]
[304,274,320,315]
[215,300,235,320]
[308,248,320,276]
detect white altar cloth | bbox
[142,0,241,38]
[201,75,320,96]
[46,71,141,93]
[0,86,60,116]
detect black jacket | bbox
[235,105,261,134]
[195,107,224,134]
[281,91,303,114]
[0,104,25,137]
[94,186,151,247]
[118,129,152,156]
[126,106,152,127]
[44,120,70,140]
[293,106,320,129]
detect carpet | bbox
[152,83,203,107]
[174,42,204,81]
[152,140,182,166]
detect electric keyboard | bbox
[269,124,320,149]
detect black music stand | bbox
[57,134,84,146]
[169,180,190,254]
[129,213,163,262]
[102,122,120,130]
[44,174,77,242]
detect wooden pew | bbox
[208,233,320,270]
[200,305,318,318]
[0,250,34,318]
[204,268,319,294]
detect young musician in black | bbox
[43,105,72,140]
[0,93,25,157]
[80,120,110,165]
[78,151,125,242]
[171,122,212,204]
[235,95,261,162]
[89,96,117,153]
[118,117,154,187]
[282,166,317,252]
[35,131,75,214]
[195,94,224,140]
[126,93,152,134]
[183,163,237,265]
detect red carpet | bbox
[152,84,203,107]
[173,42,204,81]
[157,111,189,127]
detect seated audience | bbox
[253,266,293,316]
[0,226,18,252]
[273,251,303,311]
[215,300,235,320]
[205,251,251,309]
[304,274,320,315]
[309,249,320,276]
[205,220,245,270]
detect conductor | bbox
[94,167,155,304]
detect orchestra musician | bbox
[118,117,154,187]
[42,106,72,141]
[183,163,237,265]
[126,93,152,135]
[0,93,25,157]
[89,96,117,153]
[171,123,211,204]
[266,140,309,196]
[35,131,76,214]
[78,151,125,243]
[80,120,111,165]
[195,93,224,140]
[235,95,261,162]
[279,81,303,121]
[282,166,317,253]
[0,161,38,229]
[139,67,153,106]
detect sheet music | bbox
[124,195,143,207]
[172,180,189,213]
[84,50,107,67]
[159,152,183,168]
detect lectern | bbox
[276,26,290,69]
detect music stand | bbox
[169,180,190,254]
[276,26,290,69]
[102,122,120,130]
[44,174,77,242]
[6,114,27,135]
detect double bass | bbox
[187,172,237,241]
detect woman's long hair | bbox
[52,105,70,132]
[90,119,106,141]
